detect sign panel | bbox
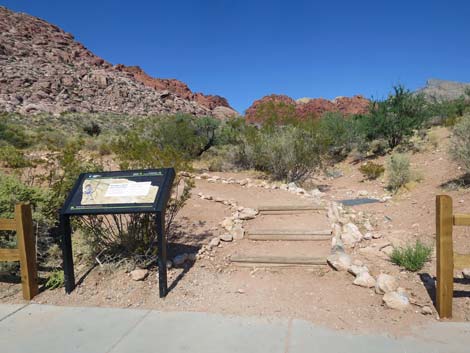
[61,168,175,215]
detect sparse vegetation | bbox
[387,153,411,191]
[45,270,64,289]
[390,241,432,271]
[359,162,385,180]
[449,114,470,173]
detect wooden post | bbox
[436,195,454,319]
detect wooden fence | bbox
[0,203,38,300]
[436,195,470,318]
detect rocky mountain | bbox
[245,94,370,123]
[416,79,470,101]
[0,6,237,118]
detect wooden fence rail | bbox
[436,195,470,318]
[0,203,38,300]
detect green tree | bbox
[358,85,427,149]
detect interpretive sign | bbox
[60,168,175,297]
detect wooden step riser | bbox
[247,234,331,241]
[258,205,324,212]
[230,255,327,266]
[232,263,326,268]
[259,211,325,215]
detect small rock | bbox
[239,179,248,186]
[208,237,220,249]
[220,233,233,242]
[381,245,394,256]
[130,269,148,281]
[383,291,410,311]
[166,260,173,269]
[358,190,369,197]
[215,197,224,203]
[363,232,372,240]
[348,264,369,276]
[421,306,433,315]
[327,253,352,271]
[353,272,376,288]
[375,273,398,294]
[220,217,234,231]
[462,268,470,279]
[287,182,297,190]
[363,220,374,231]
[238,208,258,220]
[173,253,189,266]
[372,233,382,239]
[231,225,245,240]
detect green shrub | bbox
[390,241,432,271]
[83,122,102,137]
[0,172,51,225]
[235,124,324,182]
[317,113,358,161]
[0,118,30,148]
[0,145,32,168]
[45,270,64,289]
[449,115,470,173]
[356,85,428,149]
[387,153,411,191]
[359,162,385,180]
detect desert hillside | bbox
[0,6,237,118]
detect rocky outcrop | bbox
[416,78,470,102]
[245,94,369,123]
[0,6,236,118]
[114,65,236,112]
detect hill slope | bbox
[0,6,237,118]
[416,78,470,101]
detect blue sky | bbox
[2,0,470,113]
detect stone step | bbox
[247,229,331,241]
[230,255,327,267]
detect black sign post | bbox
[60,168,175,298]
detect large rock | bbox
[341,223,363,246]
[353,272,376,288]
[375,273,398,294]
[383,291,410,311]
[245,94,369,123]
[237,208,258,220]
[327,253,351,271]
[130,268,148,281]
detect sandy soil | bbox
[1,127,470,335]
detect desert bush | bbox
[0,145,32,168]
[0,172,52,223]
[387,153,411,191]
[359,162,385,180]
[449,115,470,173]
[0,117,30,148]
[45,270,64,289]
[236,124,324,182]
[317,113,359,161]
[83,122,102,137]
[390,241,432,271]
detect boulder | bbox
[130,268,148,281]
[375,273,398,294]
[348,265,369,276]
[327,253,351,271]
[341,223,363,246]
[353,272,376,288]
[173,253,189,266]
[220,233,233,242]
[238,208,258,220]
[383,291,410,311]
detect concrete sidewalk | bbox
[1,304,470,353]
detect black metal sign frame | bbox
[59,168,175,298]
